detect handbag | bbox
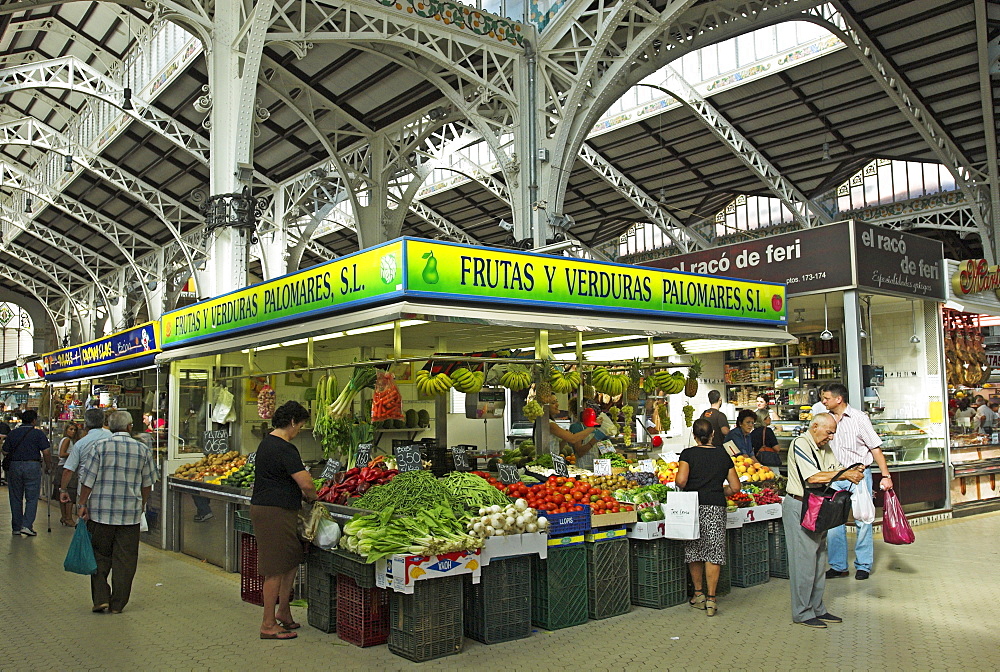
[64,519,98,575]
[881,488,915,545]
[792,445,862,533]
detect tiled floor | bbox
[2,496,997,671]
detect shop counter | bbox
[949,443,1000,509]
[167,477,251,572]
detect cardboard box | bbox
[480,532,548,565]
[626,521,665,540]
[726,510,745,529]
[741,502,782,524]
[591,509,638,527]
[375,550,482,594]
[584,527,628,542]
[547,534,585,547]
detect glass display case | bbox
[768,418,944,467]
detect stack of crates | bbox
[331,548,388,647]
[388,576,464,662]
[586,537,631,620]
[463,556,532,644]
[728,522,770,587]
[306,548,337,633]
[235,511,262,606]
[531,544,588,630]
[767,520,789,579]
[629,538,687,609]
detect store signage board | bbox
[645,221,945,301]
[593,459,612,476]
[452,445,470,472]
[950,259,1000,300]
[498,463,520,484]
[356,443,373,468]
[552,454,569,477]
[597,441,617,454]
[0,361,44,385]
[403,239,786,326]
[42,322,160,381]
[395,444,423,472]
[202,429,230,455]
[321,459,341,480]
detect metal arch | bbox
[0,162,155,314]
[0,246,89,331]
[801,2,993,258]
[643,74,832,229]
[975,0,1000,261]
[0,56,211,164]
[0,0,213,32]
[577,142,710,252]
[0,117,204,284]
[408,200,481,245]
[4,17,123,73]
[0,265,67,335]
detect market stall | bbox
[647,220,949,515]
[40,322,167,547]
[0,356,46,418]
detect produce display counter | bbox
[168,476,251,572]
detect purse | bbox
[792,445,861,533]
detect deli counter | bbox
[949,432,1000,511]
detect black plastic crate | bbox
[307,570,337,633]
[388,576,464,662]
[331,548,376,588]
[729,523,770,587]
[629,538,687,609]
[531,545,588,630]
[463,556,532,644]
[767,520,789,579]
[307,547,336,575]
[234,510,253,535]
[586,537,631,620]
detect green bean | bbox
[442,472,512,512]
[354,470,450,517]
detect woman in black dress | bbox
[250,401,318,639]
[675,417,741,617]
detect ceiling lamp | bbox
[64,154,74,172]
[793,308,805,323]
[24,198,32,213]
[820,294,833,341]
[909,300,921,344]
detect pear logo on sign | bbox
[421,250,440,284]
[379,254,397,284]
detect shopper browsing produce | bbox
[249,401,318,640]
[675,418,741,617]
[752,410,782,467]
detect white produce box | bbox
[479,532,548,565]
[375,550,482,594]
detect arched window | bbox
[0,302,34,361]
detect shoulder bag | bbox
[791,444,861,533]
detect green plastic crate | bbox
[586,537,631,620]
[388,576,464,662]
[629,538,687,609]
[463,556,532,644]
[768,520,789,579]
[234,510,253,535]
[728,523,770,587]
[331,548,376,589]
[531,545,588,630]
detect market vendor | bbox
[726,410,757,457]
[542,395,602,469]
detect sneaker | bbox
[21,527,37,536]
[798,618,827,628]
[193,513,214,523]
[12,529,21,535]
[825,568,849,579]
[816,612,843,623]
[855,570,870,580]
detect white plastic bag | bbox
[314,518,342,550]
[852,475,876,524]
[139,512,149,533]
[211,386,236,424]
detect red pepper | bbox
[345,467,361,478]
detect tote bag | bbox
[791,444,860,533]
[64,520,98,575]
[661,491,700,540]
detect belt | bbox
[757,447,779,453]
[789,494,802,501]
[12,459,41,462]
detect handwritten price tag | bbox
[593,459,612,476]
[452,446,470,472]
[202,429,230,455]
[552,454,568,477]
[395,445,423,473]
[498,463,520,485]
[320,459,341,480]
[356,443,373,468]
[597,442,616,455]
[246,452,256,465]
[639,459,655,473]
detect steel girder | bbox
[408,200,481,245]
[0,56,210,164]
[975,0,1000,260]
[577,142,710,252]
[802,2,994,259]
[0,263,65,334]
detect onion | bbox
[479,508,487,516]
[536,516,548,529]
[484,525,495,536]
[473,522,484,533]
[526,523,538,533]
[515,515,526,527]
[514,499,528,512]
[505,516,516,528]
[489,505,502,514]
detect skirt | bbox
[684,505,727,565]
[250,504,304,576]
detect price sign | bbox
[356,443,373,468]
[395,444,423,473]
[552,454,569,477]
[498,463,520,485]
[639,459,655,473]
[452,445,470,472]
[246,452,256,465]
[597,441,616,455]
[593,458,612,476]
[202,429,230,455]
[321,459,341,480]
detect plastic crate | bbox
[531,545,588,630]
[728,523,770,588]
[239,533,264,606]
[629,538,687,609]
[307,570,337,633]
[331,548,376,588]
[235,510,253,535]
[388,575,464,662]
[337,575,390,647]
[543,505,591,536]
[586,537,631,620]
[307,547,335,575]
[463,556,532,644]
[767,520,789,579]
[685,535,731,599]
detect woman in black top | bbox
[752,409,782,467]
[676,418,741,617]
[250,401,317,640]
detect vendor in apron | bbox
[540,395,603,470]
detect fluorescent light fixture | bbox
[313,332,345,342]
[254,343,282,351]
[344,320,426,336]
[680,339,776,354]
[584,343,678,360]
[280,338,309,347]
[548,335,643,349]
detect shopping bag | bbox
[852,475,876,524]
[313,517,342,550]
[881,489,915,545]
[300,501,334,543]
[64,520,98,575]
[661,491,700,540]
[800,487,853,533]
[139,512,149,533]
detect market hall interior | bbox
[2,497,996,671]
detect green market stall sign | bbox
[161,238,785,348]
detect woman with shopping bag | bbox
[675,418,741,617]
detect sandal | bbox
[276,619,301,630]
[689,591,706,610]
[705,595,717,617]
[60,519,75,527]
[260,630,297,640]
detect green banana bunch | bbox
[652,369,686,394]
[451,367,485,393]
[416,369,454,396]
[591,367,629,397]
[550,369,582,394]
[499,363,532,391]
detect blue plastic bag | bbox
[64,520,98,575]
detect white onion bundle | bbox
[467,499,549,537]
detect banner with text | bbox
[42,322,159,381]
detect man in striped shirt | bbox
[77,411,158,614]
[820,384,893,581]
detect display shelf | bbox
[724,352,847,364]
